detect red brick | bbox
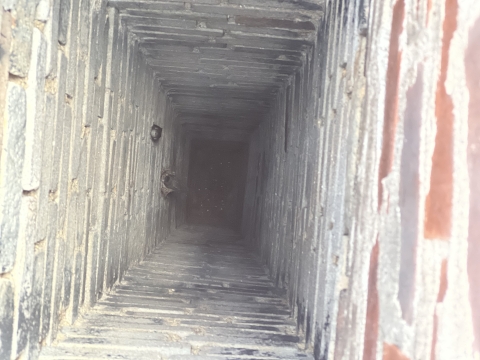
[378,0,405,210]
[437,259,448,303]
[431,260,449,360]
[424,0,457,240]
[363,240,380,360]
[383,343,410,360]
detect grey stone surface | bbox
[94,16,108,119]
[62,192,77,310]
[70,61,86,180]
[56,102,72,230]
[78,0,90,53]
[14,195,37,358]
[8,0,38,77]
[23,28,47,191]
[28,250,45,359]
[75,139,88,247]
[64,0,79,97]
[58,0,71,45]
[36,92,55,243]
[40,203,58,341]
[35,0,50,21]
[50,237,65,342]
[69,252,83,322]
[0,279,14,360]
[49,52,67,192]
[2,0,18,11]
[82,10,98,129]
[40,226,314,360]
[44,0,60,77]
[86,230,99,306]
[0,83,26,274]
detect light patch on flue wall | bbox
[380,0,449,356]
[465,9,480,356]
[376,0,424,356]
[433,0,480,358]
[363,0,408,358]
[402,0,478,359]
[358,0,479,359]
[423,0,456,241]
[409,0,449,357]
[337,0,390,356]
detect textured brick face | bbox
[436,260,448,304]
[333,289,349,360]
[363,240,379,360]
[0,83,26,274]
[383,343,410,360]
[424,0,457,240]
[378,0,405,211]
[0,279,14,360]
[431,260,449,360]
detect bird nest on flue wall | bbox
[161,169,178,198]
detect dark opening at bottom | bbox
[186,139,249,230]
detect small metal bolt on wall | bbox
[150,124,163,142]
